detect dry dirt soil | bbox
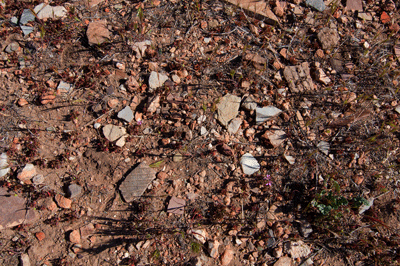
[1,0,400,265]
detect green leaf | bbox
[149,160,164,168]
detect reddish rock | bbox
[69,229,81,243]
[35,232,45,241]
[17,98,28,106]
[55,194,72,209]
[40,93,56,105]
[220,247,234,265]
[157,171,168,180]
[86,20,111,45]
[381,11,390,24]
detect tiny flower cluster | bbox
[264,174,272,186]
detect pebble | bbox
[35,4,67,19]
[103,124,127,142]
[261,126,287,148]
[227,118,242,134]
[298,220,313,238]
[55,194,72,209]
[35,231,45,241]
[167,196,186,215]
[200,126,208,136]
[242,96,257,111]
[208,240,220,258]
[173,152,183,162]
[317,28,340,50]
[132,40,152,59]
[240,153,260,175]
[147,95,160,114]
[86,20,111,45]
[283,63,315,93]
[358,12,373,21]
[148,71,169,90]
[17,98,28,106]
[94,123,101,129]
[216,94,241,127]
[20,254,31,266]
[285,240,311,259]
[67,184,83,198]
[284,155,295,165]
[273,256,293,266]
[119,161,157,202]
[315,67,331,85]
[17,164,36,184]
[32,174,45,185]
[69,229,81,244]
[5,42,19,53]
[220,247,234,266]
[317,141,329,155]
[19,9,35,25]
[118,106,134,123]
[256,106,282,124]
[57,81,72,94]
[306,0,326,11]
[191,228,207,243]
[0,187,36,230]
[346,0,363,11]
[0,153,10,177]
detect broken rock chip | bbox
[35,4,67,19]
[283,62,315,93]
[149,71,168,90]
[17,164,36,184]
[118,106,134,123]
[167,196,186,215]
[284,240,311,259]
[87,20,111,45]
[346,0,363,11]
[317,28,340,50]
[0,187,35,230]
[262,127,287,148]
[256,106,282,124]
[242,95,257,111]
[0,153,10,177]
[227,118,242,134]
[225,0,279,24]
[220,247,235,266]
[191,228,207,243]
[306,0,326,11]
[103,124,127,142]
[55,194,72,209]
[240,153,260,175]
[132,40,152,59]
[119,161,157,202]
[273,256,293,266]
[217,94,241,127]
[317,141,329,155]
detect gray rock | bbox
[216,94,241,127]
[148,71,168,89]
[317,141,329,155]
[57,81,72,93]
[240,153,260,175]
[67,184,82,198]
[227,118,242,134]
[20,26,34,36]
[317,28,340,50]
[32,174,45,185]
[0,153,10,177]
[36,5,67,19]
[118,106,134,123]
[167,196,186,215]
[256,106,282,124]
[283,63,315,93]
[19,9,35,25]
[103,124,126,142]
[242,96,257,111]
[11,17,18,25]
[119,161,157,202]
[5,42,19,53]
[20,254,31,266]
[262,127,287,147]
[0,187,35,230]
[200,126,208,136]
[306,0,326,11]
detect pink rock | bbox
[220,248,234,265]
[17,164,36,184]
[55,194,72,209]
[69,229,81,243]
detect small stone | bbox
[173,152,183,162]
[103,124,127,142]
[67,184,83,198]
[167,196,186,215]
[242,96,257,111]
[94,123,101,129]
[315,68,331,85]
[80,223,95,239]
[285,240,311,259]
[200,126,208,136]
[262,127,287,148]
[346,0,363,11]
[358,12,372,21]
[36,4,67,19]
[87,20,111,45]
[0,153,10,177]
[19,9,35,25]
[220,248,234,266]
[69,229,81,244]
[32,174,45,185]
[283,62,315,93]
[352,175,364,185]
[359,197,374,214]
[5,42,19,53]
[40,93,56,105]
[273,246,283,258]
[55,194,72,209]
[35,231,45,241]
[17,98,28,107]
[227,118,242,134]
[132,40,152,59]
[17,164,36,184]
[208,240,220,258]
[57,81,72,94]
[148,71,169,90]
[284,155,295,165]
[273,0,284,17]
[0,188,35,230]
[191,228,207,243]
[317,141,329,155]
[318,28,340,50]
[119,161,157,202]
[217,94,241,127]
[118,106,134,123]
[298,220,313,237]
[42,198,57,211]
[256,106,282,124]
[306,0,325,11]
[171,74,181,84]
[240,153,260,175]
[108,98,119,108]
[86,0,104,7]
[273,256,293,266]
[20,254,31,266]
[147,95,160,114]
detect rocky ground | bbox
[0,0,400,265]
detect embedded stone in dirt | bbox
[35,4,67,20]
[147,95,160,114]
[86,20,111,45]
[208,240,220,258]
[225,0,279,24]
[0,187,36,230]
[256,106,282,124]
[35,231,45,241]
[55,194,72,209]
[346,0,363,11]
[20,254,31,266]
[227,118,242,134]
[283,62,315,93]
[167,196,186,215]
[103,124,127,142]
[86,0,104,7]
[57,81,72,94]
[240,153,260,175]
[148,71,169,90]
[285,240,311,259]
[191,228,207,243]
[262,127,287,148]
[284,154,295,165]
[273,256,293,266]
[118,106,134,123]
[317,141,329,155]
[132,40,152,59]
[119,161,157,202]
[216,94,241,127]
[67,184,83,198]
[242,95,257,111]
[317,28,340,50]
[297,220,313,237]
[0,153,10,177]
[306,0,326,11]
[19,9,35,25]
[220,247,234,266]
[17,163,36,184]
[69,229,81,244]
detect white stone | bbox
[227,118,242,134]
[149,71,169,89]
[103,124,126,142]
[132,40,152,59]
[0,153,10,177]
[284,155,295,165]
[200,126,208,136]
[256,106,282,124]
[240,153,260,175]
[217,94,241,126]
[94,123,101,129]
[118,106,134,123]
[317,141,329,155]
[191,228,207,243]
[285,240,311,259]
[36,4,67,19]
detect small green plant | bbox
[190,242,202,253]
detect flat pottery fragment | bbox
[119,161,157,202]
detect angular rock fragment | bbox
[0,153,10,177]
[147,95,160,114]
[216,94,241,127]
[225,0,279,24]
[103,124,126,142]
[19,9,35,25]
[317,141,329,155]
[191,228,207,243]
[273,256,293,266]
[220,247,234,265]
[315,67,331,85]
[306,0,326,11]
[0,187,36,230]
[167,196,186,215]
[227,118,242,134]
[119,161,157,202]
[346,0,363,11]
[17,164,36,184]
[87,20,111,45]
[317,28,340,50]
[149,71,168,90]
[55,194,72,209]
[240,153,260,175]
[242,95,257,111]
[208,240,220,258]
[284,240,311,259]
[284,154,295,165]
[283,62,315,93]
[35,4,67,19]
[67,184,83,198]
[132,40,152,59]
[262,127,287,148]
[256,106,282,124]
[118,106,134,123]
